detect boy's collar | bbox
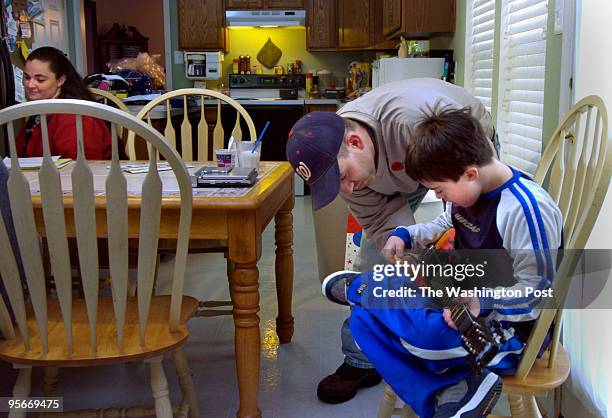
[481,166,521,200]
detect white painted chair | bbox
[126,89,258,317]
[89,88,131,159]
[125,88,257,161]
[89,87,131,113]
[0,99,198,418]
[377,95,611,418]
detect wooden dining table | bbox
[26,160,295,418]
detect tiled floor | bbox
[1,196,513,417]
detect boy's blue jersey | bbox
[391,166,563,322]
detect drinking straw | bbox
[252,120,270,153]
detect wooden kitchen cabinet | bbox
[226,0,304,9]
[384,0,456,38]
[306,0,337,51]
[226,0,264,8]
[382,0,402,37]
[338,0,370,49]
[370,0,400,50]
[178,0,227,51]
[268,0,304,7]
[330,0,396,51]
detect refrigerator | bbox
[371,57,445,88]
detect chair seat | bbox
[501,345,570,394]
[0,295,198,367]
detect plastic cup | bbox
[215,149,234,168]
[236,141,261,170]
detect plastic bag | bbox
[107,52,166,90]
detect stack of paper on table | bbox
[2,156,72,170]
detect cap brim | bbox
[310,162,341,210]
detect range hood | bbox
[225,10,306,27]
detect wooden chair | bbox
[125,88,257,161]
[0,99,198,418]
[89,88,131,158]
[377,95,611,418]
[126,88,258,316]
[89,88,131,113]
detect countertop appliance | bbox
[229,74,305,100]
[225,10,306,27]
[184,51,223,80]
[372,57,445,88]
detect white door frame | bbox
[71,0,87,74]
[163,0,172,90]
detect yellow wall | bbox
[203,27,374,88]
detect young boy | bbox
[321,107,563,418]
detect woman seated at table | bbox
[16,46,111,159]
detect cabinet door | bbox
[226,0,265,8]
[338,0,370,49]
[406,0,455,32]
[267,0,304,8]
[382,0,401,36]
[397,0,456,35]
[307,0,337,50]
[370,0,399,49]
[178,0,226,50]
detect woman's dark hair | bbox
[26,47,94,101]
[404,105,494,182]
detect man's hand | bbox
[382,236,406,263]
[442,297,480,330]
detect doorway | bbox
[82,0,165,76]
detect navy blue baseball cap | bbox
[286,111,345,210]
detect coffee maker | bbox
[184,51,224,80]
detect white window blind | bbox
[497,0,548,174]
[465,0,496,112]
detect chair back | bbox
[126,88,257,161]
[89,88,131,114]
[514,95,611,379]
[0,99,192,357]
[90,88,131,157]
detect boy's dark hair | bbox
[404,105,494,182]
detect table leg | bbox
[275,195,294,344]
[229,211,262,418]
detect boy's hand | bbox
[382,236,406,263]
[442,297,480,330]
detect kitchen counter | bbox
[305,98,342,105]
[126,98,341,119]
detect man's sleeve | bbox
[341,188,415,250]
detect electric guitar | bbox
[415,230,507,372]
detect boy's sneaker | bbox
[433,370,502,418]
[321,270,360,306]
